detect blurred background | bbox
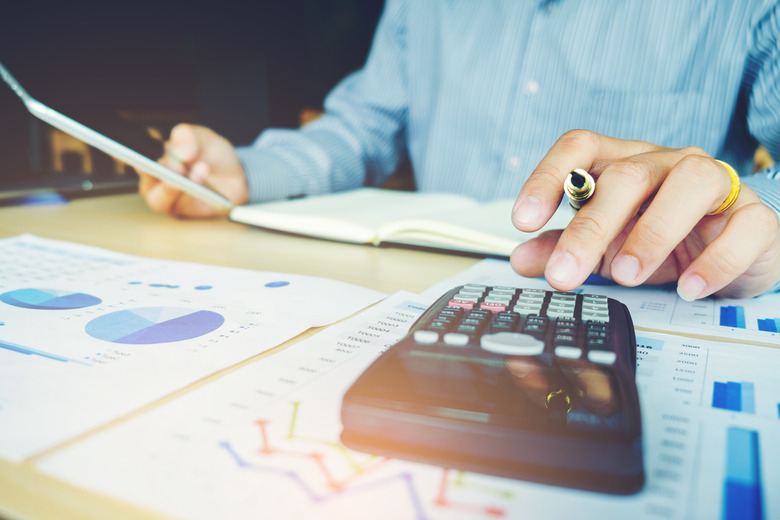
[0,0,384,201]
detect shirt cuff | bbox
[235,146,305,204]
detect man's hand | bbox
[138,124,249,218]
[510,130,780,299]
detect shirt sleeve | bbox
[236,0,409,203]
[746,2,780,163]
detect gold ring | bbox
[707,160,741,216]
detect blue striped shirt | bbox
[237,0,780,215]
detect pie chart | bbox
[0,288,102,310]
[85,307,225,344]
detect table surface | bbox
[0,193,480,520]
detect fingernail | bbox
[512,195,542,228]
[547,251,579,285]
[611,254,640,284]
[170,142,197,162]
[189,162,209,183]
[677,274,707,301]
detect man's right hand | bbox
[138,124,249,218]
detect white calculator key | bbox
[414,330,440,345]
[480,332,544,356]
[555,346,582,359]
[443,333,470,346]
[588,350,617,365]
[547,309,575,318]
[582,312,610,322]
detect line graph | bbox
[219,400,509,518]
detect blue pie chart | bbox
[86,307,225,344]
[0,288,101,310]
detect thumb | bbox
[167,123,207,164]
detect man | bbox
[139,1,780,299]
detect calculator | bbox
[341,284,644,494]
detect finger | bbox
[609,153,731,287]
[144,180,185,216]
[137,171,159,196]
[167,123,201,164]
[544,150,684,291]
[512,130,656,231]
[510,229,562,278]
[677,198,778,300]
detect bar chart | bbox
[712,381,755,413]
[723,427,763,520]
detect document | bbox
[0,235,384,460]
[38,292,780,519]
[230,187,573,257]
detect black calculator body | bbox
[341,285,644,495]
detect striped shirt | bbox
[237,0,780,215]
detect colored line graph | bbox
[0,339,91,365]
[220,400,509,518]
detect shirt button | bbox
[507,157,522,170]
[523,80,540,96]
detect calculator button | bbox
[554,346,582,359]
[463,284,487,292]
[443,333,471,347]
[546,308,575,318]
[448,299,475,310]
[414,330,439,344]
[553,333,576,346]
[480,332,545,356]
[454,293,480,303]
[513,304,543,315]
[588,350,617,365]
[490,322,516,333]
[480,302,507,313]
[582,312,610,322]
[484,295,512,304]
[456,324,480,334]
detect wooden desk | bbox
[0,193,479,520]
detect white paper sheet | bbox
[38,292,780,519]
[0,235,384,460]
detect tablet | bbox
[0,61,233,210]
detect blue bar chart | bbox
[719,306,746,328]
[757,318,780,332]
[712,381,755,413]
[723,427,763,520]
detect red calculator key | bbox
[448,299,475,310]
[480,302,507,313]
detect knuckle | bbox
[675,154,718,185]
[609,160,652,186]
[528,167,565,190]
[558,129,599,151]
[679,146,708,158]
[568,212,612,243]
[633,217,672,250]
[707,243,746,276]
[741,202,779,232]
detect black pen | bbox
[564,168,596,210]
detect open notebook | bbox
[230,188,573,257]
